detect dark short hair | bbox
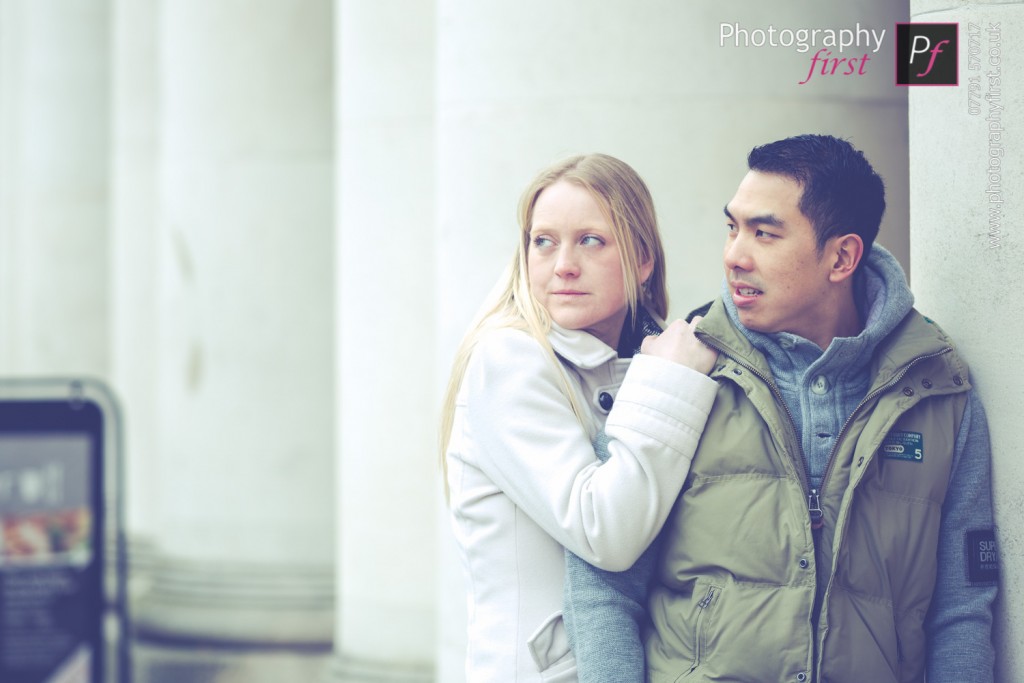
[747,134,886,254]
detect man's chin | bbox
[736,310,774,334]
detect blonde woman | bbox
[441,154,717,682]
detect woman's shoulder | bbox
[458,326,569,412]
[469,326,551,370]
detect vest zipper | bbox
[807,489,823,529]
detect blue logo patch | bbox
[881,431,924,462]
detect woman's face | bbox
[527,180,648,349]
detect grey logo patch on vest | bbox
[880,431,924,462]
[965,529,999,585]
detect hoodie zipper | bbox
[699,333,953,531]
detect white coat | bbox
[445,322,717,682]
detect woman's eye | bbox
[532,235,553,248]
[580,235,604,246]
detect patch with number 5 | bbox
[880,431,924,463]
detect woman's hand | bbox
[640,317,717,374]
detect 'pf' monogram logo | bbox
[896,23,959,85]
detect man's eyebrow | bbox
[723,205,784,229]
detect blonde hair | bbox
[438,154,668,496]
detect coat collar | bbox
[548,323,619,369]
[548,307,664,369]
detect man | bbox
[643,134,997,682]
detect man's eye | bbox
[756,229,777,239]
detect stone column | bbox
[110,0,159,561]
[0,0,111,376]
[908,2,1023,680]
[328,1,437,680]
[434,2,909,679]
[130,0,337,645]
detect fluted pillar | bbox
[434,2,909,679]
[0,0,111,376]
[130,0,336,645]
[329,1,437,680]
[908,2,1023,680]
[110,0,160,563]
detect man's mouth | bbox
[731,282,763,307]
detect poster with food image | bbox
[0,437,93,567]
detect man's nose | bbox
[724,233,753,272]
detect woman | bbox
[440,153,717,682]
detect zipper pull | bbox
[808,489,824,530]
[698,586,715,609]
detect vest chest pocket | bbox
[681,583,721,680]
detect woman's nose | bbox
[554,246,580,278]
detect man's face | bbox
[723,171,838,344]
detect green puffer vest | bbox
[646,299,970,683]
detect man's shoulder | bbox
[684,300,715,323]
[880,308,974,394]
[887,309,967,360]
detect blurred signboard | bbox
[0,380,126,683]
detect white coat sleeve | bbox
[463,329,717,571]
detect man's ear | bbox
[828,234,864,284]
